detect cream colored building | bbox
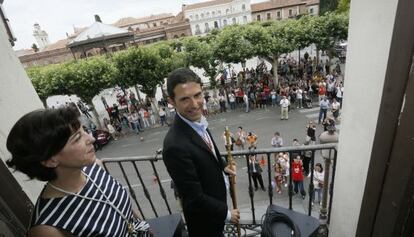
[183,0,252,36]
[251,0,319,22]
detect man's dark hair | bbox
[167,68,202,99]
[6,107,81,181]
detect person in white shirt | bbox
[271,132,283,148]
[296,88,303,108]
[228,93,236,111]
[335,82,344,106]
[243,94,249,113]
[313,163,325,205]
[331,98,341,121]
[279,96,290,120]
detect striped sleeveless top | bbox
[31,163,149,237]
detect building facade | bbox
[17,13,191,67]
[251,0,319,22]
[183,0,252,36]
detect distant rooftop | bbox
[113,13,174,27]
[251,0,306,12]
[70,21,129,43]
[183,0,233,11]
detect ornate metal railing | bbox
[101,143,337,236]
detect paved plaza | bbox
[96,103,338,222]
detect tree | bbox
[246,21,294,87]
[320,0,339,15]
[27,67,49,106]
[285,17,313,61]
[213,25,254,71]
[66,57,116,127]
[182,36,220,88]
[27,64,73,107]
[308,13,349,63]
[337,0,351,14]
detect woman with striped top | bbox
[6,107,151,237]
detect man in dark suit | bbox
[248,155,266,191]
[163,68,240,237]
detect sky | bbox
[3,0,264,50]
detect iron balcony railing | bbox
[101,143,337,236]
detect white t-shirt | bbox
[332,101,340,111]
[229,94,236,103]
[296,89,303,99]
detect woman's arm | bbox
[28,225,73,237]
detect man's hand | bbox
[225,165,236,176]
[230,209,240,224]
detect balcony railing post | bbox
[288,151,293,210]
[308,150,316,216]
[245,154,256,224]
[266,153,273,205]
[328,149,338,224]
[319,150,331,221]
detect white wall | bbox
[329,0,399,236]
[0,14,45,202]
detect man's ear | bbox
[167,97,175,107]
[41,157,59,168]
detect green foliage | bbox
[213,25,254,65]
[66,57,116,103]
[320,0,339,15]
[113,46,163,97]
[182,36,219,86]
[337,0,350,14]
[308,13,349,51]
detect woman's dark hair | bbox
[167,68,202,99]
[6,107,81,181]
[315,163,324,172]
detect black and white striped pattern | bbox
[31,163,149,237]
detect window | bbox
[223,19,228,26]
[196,14,199,20]
[226,9,230,14]
[195,24,201,34]
[267,13,271,20]
[218,10,221,15]
[205,23,210,33]
[190,15,193,20]
[174,35,179,38]
[309,8,314,14]
[232,18,236,24]
[257,15,261,21]
[243,16,247,23]
[242,4,246,11]
[214,21,219,28]
[201,13,204,18]
[207,12,210,18]
[212,11,215,17]
[153,22,157,27]
[289,9,293,16]
[277,11,281,18]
